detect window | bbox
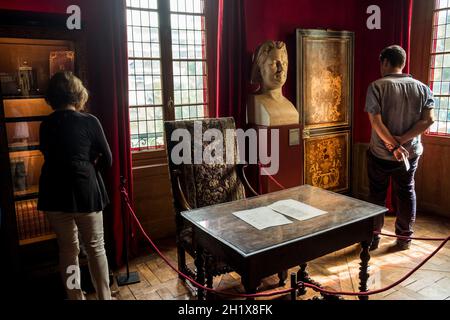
[429,0,450,135]
[126,0,209,151]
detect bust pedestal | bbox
[246,95,302,194]
[246,93,302,193]
[250,124,302,194]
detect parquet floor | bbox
[94,214,450,300]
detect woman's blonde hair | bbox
[46,71,88,111]
[250,40,288,86]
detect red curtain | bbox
[208,0,248,129]
[355,0,414,143]
[388,0,414,213]
[396,0,414,73]
[85,0,135,268]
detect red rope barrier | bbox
[257,170,448,243]
[258,163,287,190]
[121,188,294,298]
[374,231,447,242]
[301,235,450,297]
[121,187,450,299]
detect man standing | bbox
[365,45,435,251]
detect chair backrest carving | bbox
[164,117,245,212]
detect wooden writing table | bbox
[181,185,387,300]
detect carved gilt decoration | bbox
[305,132,349,192]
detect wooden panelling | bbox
[352,143,370,201]
[132,150,175,243]
[410,0,450,218]
[416,136,450,218]
[353,141,450,218]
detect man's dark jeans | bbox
[366,149,419,240]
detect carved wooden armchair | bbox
[164,117,287,292]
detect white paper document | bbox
[268,199,327,221]
[232,207,293,230]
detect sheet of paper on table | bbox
[268,199,327,221]
[232,207,293,230]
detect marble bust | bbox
[247,40,299,126]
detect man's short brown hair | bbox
[379,45,407,68]
[46,71,88,110]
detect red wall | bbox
[244,0,411,143]
[0,0,412,143]
[0,0,85,14]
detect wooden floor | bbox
[96,214,450,300]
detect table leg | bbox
[358,241,371,301]
[195,246,205,300]
[242,276,259,301]
[278,270,288,286]
[205,255,214,300]
[297,263,321,295]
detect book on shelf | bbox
[25,200,32,239]
[37,203,44,235]
[15,202,25,240]
[28,200,37,238]
[21,201,29,240]
[15,199,53,240]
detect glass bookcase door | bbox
[9,150,43,198]
[6,121,42,151]
[3,98,52,152]
[2,96,55,245]
[5,98,52,199]
[3,98,52,117]
[4,98,52,151]
[5,103,54,245]
[0,37,75,246]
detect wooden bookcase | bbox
[0,10,87,279]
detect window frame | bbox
[428,0,450,138]
[126,0,212,153]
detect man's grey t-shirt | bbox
[365,74,434,161]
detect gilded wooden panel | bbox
[297,30,354,129]
[304,132,349,192]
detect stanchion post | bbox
[116,177,140,286]
[290,273,297,301]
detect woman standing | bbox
[38,71,112,300]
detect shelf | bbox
[10,147,42,157]
[14,193,39,202]
[14,184,39,194]
[2,97,52,119]
[9,143,40,152]
[4,115,48,123]
[19,233,56,246]
[2,95,45,100]
[15,198,53,243]
[14,184,39,201]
